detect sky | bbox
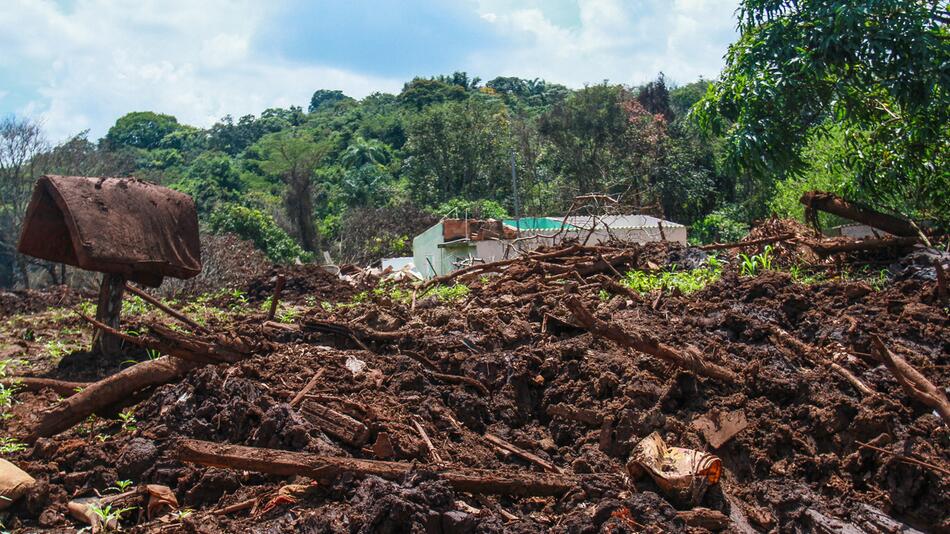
[0,0,739,141]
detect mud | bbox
[0,229,947,533]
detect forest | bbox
[0,0,946,288]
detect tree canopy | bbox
[696,0,949,222]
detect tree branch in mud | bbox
[768,326,875,398]
[806,236,919,257]
[870,335,950,425]
[175,438,613,497]
[699,233,796,251]
[25,356,198,440]
[125,283,210,334]
[564,296,738,383]
[1,377,90,397]
[25,317,259,440]
[800,191,919,237]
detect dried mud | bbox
[1,236,947,533]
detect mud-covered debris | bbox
[0,459,35,510]
[626,432,722,506]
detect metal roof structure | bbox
[563,214,685,230]
[17,175,201,287]
[502,214,683,232]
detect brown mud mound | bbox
[1,236,947,533]
[247,264,359,303]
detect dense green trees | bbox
[697,0,949,223]
[105,111,181,150]
[2,18,946,285]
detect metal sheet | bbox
[17,175,201,286]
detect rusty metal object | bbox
[17,175,201,287]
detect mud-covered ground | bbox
[0,236,947,533]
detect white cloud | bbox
[0,0,402,140]
[470,0,737,87]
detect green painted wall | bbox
[412,222,478,279]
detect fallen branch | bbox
[870,335,950,425]
[25,356,198,441]
[484,433,563,474]
[289,369,325,408]
[266,274,286,322]
[413,417,443,463]
[768,327,875,398]
[125,284,210,334]
[800,191,919,237]
[855,441,950,477]
[699,233,796,251]
[565,296,737,383]
[420,245,584,290]
[807,236,919,257]
[1,377,90,397]
[176,438,603,497]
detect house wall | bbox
[412,223,444,278]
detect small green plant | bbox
[869,269,890,291]
[44,339,69,360]
[122,296,149,317]
[173,508,194,521]
[87,504,137,532]
[118,409,137,433]
[109,479,133,493]
[598,289,611,302]
[621,265,721,294]
[77,414,99,436]
[738,246,774,277]
[420,283,470,302]
[0,437,26,455]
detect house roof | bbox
[563,214,685,230]
[17,175,201,286]
[502,217,575,231]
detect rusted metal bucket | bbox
[17,175,201,287]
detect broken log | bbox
[699,233,796,251]
[769,327,875,398]
[25,356,198,440]
[807,236,919,257]
[677,508,731,531]
[870,335,950,425]
[125,283,210,334]
[266,274,286,321]
[800,191,919,237]
[420,244,584,290]
[298,400,370,447]
[1,377,90,397]
[484,433,563,473]
[565,296,738,383]
[175,438,603,497]
[93,273,126,357]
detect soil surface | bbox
[0,230,947,533]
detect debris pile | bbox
[0,212,946,532]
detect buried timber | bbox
[0,223,947,533]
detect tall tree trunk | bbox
[93,273,126,357]
[16,253,29,290]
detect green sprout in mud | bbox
[598,289,611,302]
[118,409,137,433]
[173,509,194,521]
[86,504,137,532]
[738,245,774,277]
[121,348,161,367]
[122,296,149,317]
[0,437,26,455]
[108,480,133,493]
[0,359,24,420]
[77,414,99,436]
[621,260,721,295]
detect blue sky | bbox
[0,0,738,140]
